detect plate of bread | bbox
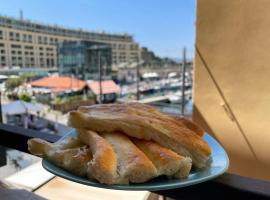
[28,103,229,191]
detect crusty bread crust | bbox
[171,116,204,137]
[132,138,191,178]
[102,132,157,183]
[28,138,91,177]
[68,103,211,168]
[76,129,122,184]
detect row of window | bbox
[1,29,139,52]
[0,43,55,56]
[38,36,58,45]
[0,30,60,45]
[1,33,139,53]
[111,43,138,50]
[0,56,55,67]
[40,52,55,57]
[39,46,54,51]
[9,32,32,43]
[10,51,55,56]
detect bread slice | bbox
[76,129,123,184]
[28,138,91,177]
[68,103,211,168]
[132,138,192,178]
[102,132,158,183]
[27,136,83,156]
[119,103,204,137]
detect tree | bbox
[5,73,34,92]
[19,94,31,102]
[5,78,23,92]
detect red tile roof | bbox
[30,76,85,93]
[88,80,120,95]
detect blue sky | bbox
[0,0,195,59]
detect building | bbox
[88,80,120,103]
[0,15,140,70]
[29,75,85,94]
[58,41,112,80]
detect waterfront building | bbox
[0,15,140,71]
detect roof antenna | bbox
[19,9,23,20]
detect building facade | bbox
[0,15,140,70]
[58,41,112,80]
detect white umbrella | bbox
[2,100,43,128]
[0,75,8,80]
[2,100,43,115]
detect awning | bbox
[88,80,120,95]
[2,100,43,115]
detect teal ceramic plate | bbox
[42,130,229,191]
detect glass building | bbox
[58,41,112,80]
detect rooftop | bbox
[29,76,85,93]
[88,80,120,95]
[0,15,133,42]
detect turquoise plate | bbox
[42,131,229,191]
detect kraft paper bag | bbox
[193,0,270,181]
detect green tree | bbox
[19,94,31,102]
[5,78,23,91]
[20,73,34,81]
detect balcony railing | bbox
[0,123,269,199]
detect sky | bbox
[0,0,195,59]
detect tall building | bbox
[0,15,140,70]
[58,41,112,80]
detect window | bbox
[46,58,50,66]
[28,35,32,43]
[38,36,42,44]
[50,38,54,44]
[46,47,53,51]
[44,37,47,44]
[23,34,27,42]
[11,44,21,48]
[51,58,55,66]
[25,46,33,50]
[9,32,14,40]
[15,33,20,41]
